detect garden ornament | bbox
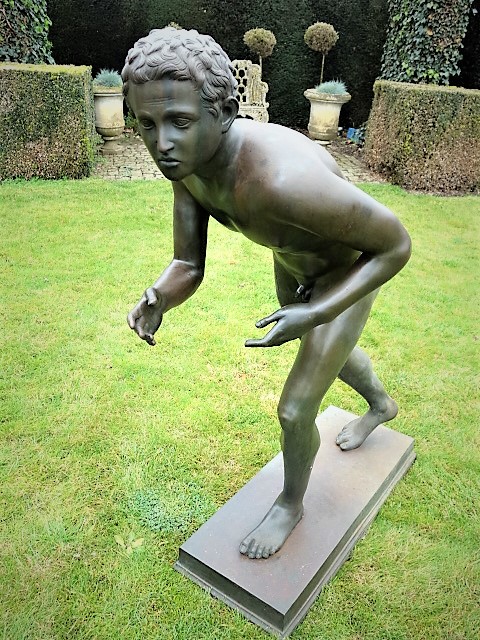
[123,28,411,560]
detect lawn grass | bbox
[1,178,479,639]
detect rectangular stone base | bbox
[175,405,415,637]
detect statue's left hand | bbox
[245,304,320,348]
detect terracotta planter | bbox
[304,89,351,142]
[93,86,125,152]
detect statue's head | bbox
[122,27,238,117]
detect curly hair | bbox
[122,28,238,116]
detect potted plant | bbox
[92,68,125,153]
[304,80,351,142]
[303,23,351,143]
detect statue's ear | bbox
[221,96,239,132]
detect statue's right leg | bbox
[239,268,376,559]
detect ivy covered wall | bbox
[380,0,474,85]
[0,0,54,63]
[47,0,389,128]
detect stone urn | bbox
[304,89,351,143]
[93,86,125,154]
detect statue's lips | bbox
[158,158,180,168]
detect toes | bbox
[240,536,271,560]
[241,539,278,560]
[340,439,359,451]
[239,537,252,555]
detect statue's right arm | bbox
[127,182,209,346]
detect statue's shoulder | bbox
[237,120,326,162]
[236,120,333,182]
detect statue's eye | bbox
[139,119,154,130]
[173,118,190,128]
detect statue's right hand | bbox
[127,287,163,346]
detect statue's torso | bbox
[182,120,361,288]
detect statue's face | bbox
[127,77,224,181]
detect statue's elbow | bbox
[189,266,205,289]
[398,231,412,268]
[385,229,411,276]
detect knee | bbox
[277,400,310,433]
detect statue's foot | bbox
[336,397,398,451]
[239,499,304,559]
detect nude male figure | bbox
[123,28,411,560]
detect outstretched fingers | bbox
[245,310,283,348]
[255,310,282,329]
[245,332,275,348]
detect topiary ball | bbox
[304,22,339,55]
[243,28,277,59]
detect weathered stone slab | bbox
[175,405,415,637]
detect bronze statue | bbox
[123,28,411,560]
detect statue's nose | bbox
[156,127,174,153]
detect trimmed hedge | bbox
[0,63,96,180]
[364,79,480,192]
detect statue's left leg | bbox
[335,346,399,450]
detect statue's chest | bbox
[184,180,243,232]
[182,177,290,249]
